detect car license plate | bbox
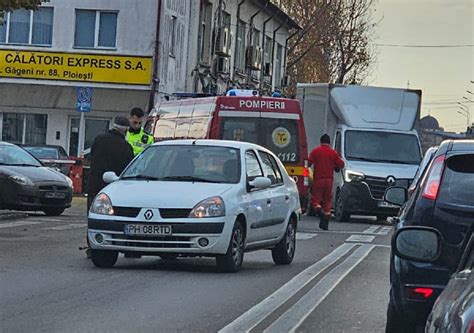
[125,224,172,236]
[378,201,399,209]
[45,192,66,199]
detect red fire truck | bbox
[145,94,310,211]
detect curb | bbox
[0,211,28,221]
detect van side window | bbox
[335,132,342,154]
[258,151,282,185]
[246,150,263,181]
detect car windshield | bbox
[0,145,42,166]
[122,145,241,184]
[345,130,421,165]
[23,146,59,159]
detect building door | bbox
[68,117,111,156]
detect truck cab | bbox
[298,83,423,221]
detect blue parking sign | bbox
[76,87,92,112]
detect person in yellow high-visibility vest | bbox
[126,107,154,155]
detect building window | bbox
[197,1,212,64]
[1,113,47,145]
[235,20,246,72]
[169,15,177,56]
[74,9,117,48]
[275,43,283,87]
[0,7,53,45]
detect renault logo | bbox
[144,210,154,220]
[386,176,396,186]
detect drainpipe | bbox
[282,29,299,88]
[232,0,246,78]
[271,17,287,90]
[148,0,162,112]
[247,3,268,86]
[259,14,273,87]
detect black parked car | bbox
[384,139,474,332]
[393,227,473,333]
[0,142,73,216]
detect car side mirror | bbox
[248,176,272,190]
[103,171,119,184]
[384,186,407,206]
[394,227,441,262]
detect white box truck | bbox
[297,83,423,221]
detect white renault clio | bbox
[88,139,301,272]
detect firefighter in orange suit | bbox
[308,134,345,230]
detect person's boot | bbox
[320,214,329,231]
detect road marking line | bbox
[377,226,392,235]
[43,223,86,231]
[0,221,42,229]
[218,242,357,333]
[296,232,318,240]
[264,245,375,333]
[362,226,380,234]
[345,235,375,243]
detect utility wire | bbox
[374,44,474,48]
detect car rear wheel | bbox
[216,221,245,273]
[385,295,417,333]
[335,192,350,222]
[91,250,118,268]
[272,218,296,265]
[43,208,65,216]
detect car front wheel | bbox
[216,221,245,273]
[91,250,118,268]
[335,192,350,222]
[272,218,296,265]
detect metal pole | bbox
[77,112,85,157]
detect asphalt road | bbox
[0,199,393,333]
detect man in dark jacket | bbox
[86,116,134,211]
[308,134,345,230]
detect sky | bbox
[368,0,474,132]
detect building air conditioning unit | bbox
[246,46,262,70]
[263,63,272,77]
[281,74,290,87]
[216,56,230,73]
[215,27,231,57]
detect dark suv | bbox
[384,139,474,332]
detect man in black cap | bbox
[86,116,134,211]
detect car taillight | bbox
[303,160,309,186]
[422,155,445,200]
[407,287,434,300]
[468,318,474,333]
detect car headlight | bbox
[344,170,365,182]
[65,176,73,188]
[8,175,34,186]
[189,196,225,218]
[90,193,114,215]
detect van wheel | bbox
[272,218,296,265]
[335,193,350,222]
[216,221,245,273]
[91,250,118,268]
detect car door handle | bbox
[267,199,272,204]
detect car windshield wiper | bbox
[121,175,160,181]
[383,159,418,165]
[346,156,382,163]
[1,163,40,167]
[161,176,221,183]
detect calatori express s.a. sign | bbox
[0,50,153,85]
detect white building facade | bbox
[0,0,297,155]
